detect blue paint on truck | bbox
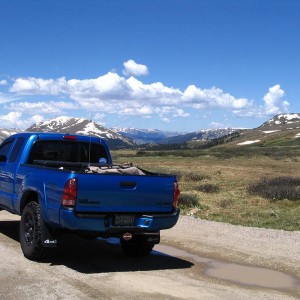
[0,132,180,260]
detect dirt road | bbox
[0,211,299,299]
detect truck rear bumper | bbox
[59,208,180,234]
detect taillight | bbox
[62,178,77,207]
[173,182,180,208]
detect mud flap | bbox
[40,218,58,248]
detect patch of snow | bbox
[279,113,300,121]
[75,118,86,124]
[237,140,260,146]
[295,133,300,138]
[275,120,281,125]
[262,130,281,134]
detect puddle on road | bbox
[154,244,298,290]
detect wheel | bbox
[19,201,44,261]
[121,236,155,258]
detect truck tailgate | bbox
[75,173,175,213]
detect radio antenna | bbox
[88,109,92,167]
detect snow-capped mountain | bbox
[231,113,300,147]
[1,113,299,148]
[159,128,240,144]
[111,127,184,144]
[26,116,135,149]
[259,113,300,130]
[0,128,23,141]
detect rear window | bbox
[28,141,108,164]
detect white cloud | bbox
[4,68,290,127]
[123,59,149,77]
[6,101,78,114]
[183,85,251,111]
[31,115,44,124]
[10,77,67,95]
[173,109,190,117]
[0,80,7,85]
[161,117,171,123]
[0,111,22,122]
[8,73,253,116]
[262,84,289,115]
[0,111,35,128]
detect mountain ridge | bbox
[26,116,135,149]
[0,113,299,149]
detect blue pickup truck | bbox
[0,132,180,260]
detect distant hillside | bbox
[26,117,135,149]
[111,127,183,144]
[259,113,300,130]
[220,113,300,148]
[160,128,240,145]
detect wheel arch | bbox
[19,190,39,214]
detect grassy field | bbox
[112,149,300,231]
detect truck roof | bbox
[4,132,108,145]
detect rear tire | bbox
[20,201,44,261]
[121,236,155,257]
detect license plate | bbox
[114,214,135,226]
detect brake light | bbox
[62,178,77,207]
[173,182,180,208]
[63,135,77,140]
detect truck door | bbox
[0,137,25,211]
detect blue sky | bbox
[0,0,299,132]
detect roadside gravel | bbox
[162,215,300,276]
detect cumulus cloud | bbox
[8,73,251,114]
[0,111,22,122]
[4,67,290,127]
[183,85,251,110]
[0,112,24,128]
[0,80,7,85]
[123,59,149,77]
[0,112,46,128]
[262,84,289,115]
[10,77,67,95]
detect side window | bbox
[0,139,14,159]
[8,137,26,163]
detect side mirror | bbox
[0,154,7,162]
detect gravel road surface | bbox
[0,211,299,299]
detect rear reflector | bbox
[173,182,180,208]
[62,178,77,207]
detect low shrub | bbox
[179,192,200,209]
[196,183,220,193]
[247,176,300,201]
[184,172,209,182]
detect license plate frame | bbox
[114,214,135,226]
